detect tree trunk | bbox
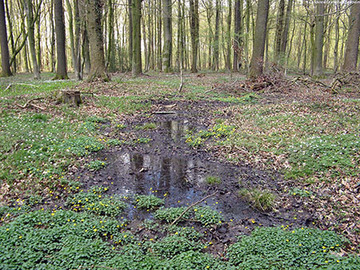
[132,0,142,76]
[312,3,324,76]
[189,0,199,73]
[249,0,269,80]
[342,2,360,72]
[25,0,40,79]
[226,0,232,70]
[274,0,285,62]
[162,0,172,72]
[213,0,220,70]
[4,0,15,73]
[84,0,109,81]
[128,0,133,70]
[50,0,56,72]
[233,0,242,71]
[65,0,75,73]
[54,0,68,79]
[280,0,293,55]
[107,0,116,72]
[74,0,82,79]
[0,0,12,76]
[333,3,340,73]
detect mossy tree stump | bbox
[61,90,82,106]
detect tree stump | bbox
[61,90,82,106]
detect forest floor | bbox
[0,71,359,269]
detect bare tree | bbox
[311,2,324,76]
[0,0,12,76]
[132,0,142,76]
[342,2,360,72]
[24,0,41,79]
[83,0,109,81]
[249,0,269,80]
[53,0,68,79]
[189,0,199,73]
[162,0,172,72]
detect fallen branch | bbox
[153,111,177,115]
[16,97,45,110]
[170,192,218,226]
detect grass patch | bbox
[238,188,276,212]
[205,175,222,185]
[0,112,105,196]
[134,194,164,210]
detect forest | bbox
[0,0,360,269]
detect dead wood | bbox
[170,192,218,226]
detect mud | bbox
[79,101,312,236]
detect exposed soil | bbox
[76,99,315,251]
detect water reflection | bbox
[108,152,211,206]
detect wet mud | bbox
[79,101,312,235]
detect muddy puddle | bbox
[81,115,300,226]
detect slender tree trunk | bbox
[84,0,109,81]
[244,0,250,71]
[342,2,360,72]
[280,0,293,55]
[162,0,172,72]
[128,0,133,70]
[74,0,81,79]
[25,0,40,79]
[107,0,116,72]
[66,0,75,71]
[157,0,162,70]
[274,0,285,62]
[35,0,41,70]
[0,0,12,76]
[189,0,199,73]
[213,0,220,70]
[132,0,142,76]
[249,0,269,80]
[233,0,242,71]
[50,0,56,72]
[226,0,232,70]
[4,0,15,73]
[54,0,68,79]
[333,3,340,73]
[312,3,324,76]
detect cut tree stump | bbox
[61,90,82,106]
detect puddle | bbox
[82,117,286,224]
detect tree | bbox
[24,0,40,79]
[249,0,269,80]
[83,0,109,81]
[189,0,199,73]
[233,0,242,71]
[0,0,12,76]
[311,2,324,76]
[53,0,68,79]
[162,0,172,72]
[107,0,116,72]
[132,0,142,76]
[342,2,360,72]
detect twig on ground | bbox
[170,192,218,226]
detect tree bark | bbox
[312,3,324,76]
[25,0,40,79]
[107,0,116,72]
[213,0,220,70]
[233,0,242,71]
[162,0,172,72]
[84,0,109,81]
[54,0,68,79]
[342,2,360,72]
[249,0,269,80]
[0,0,12,76]
[74,0,81,79]
[274,0,285,62]
[189,0,199,73]
[132,0,142,76]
